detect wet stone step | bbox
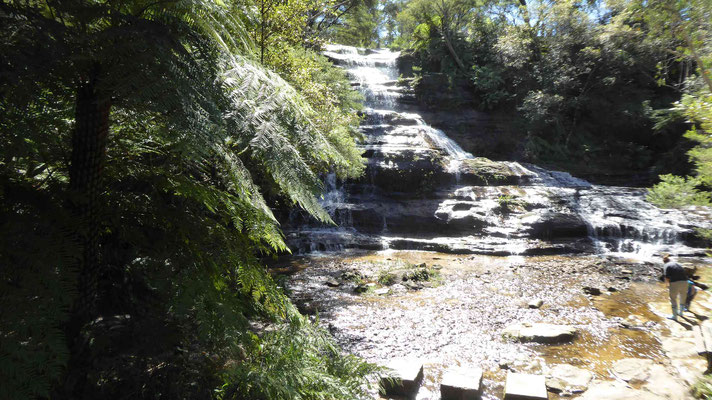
[504,372,548,400]
[440,367,483,400]
[379,358,424,398]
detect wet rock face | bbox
[285,44,711,258]
[528,212,590,240]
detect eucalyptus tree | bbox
[640,0,712,208]
[328,0,382,47]
[397,0,487,71]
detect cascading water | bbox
[285,44,710,260]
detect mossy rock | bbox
[375,260,441,288]
[458,158,522,185]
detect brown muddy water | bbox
[277,250,703,400]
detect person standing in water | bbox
[662,254,688,320]
[685,279,698,312]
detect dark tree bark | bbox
[63,64,111,397]
[69,67,111,325]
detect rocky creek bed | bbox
[278,250,712,399]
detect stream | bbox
[282,252,675,399]
[279,45,712,399]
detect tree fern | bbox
[218,310,384,400]
[1,0,370,398]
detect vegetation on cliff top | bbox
[328,0,710,187]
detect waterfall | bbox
[284,44,710,260]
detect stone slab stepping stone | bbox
[504,372,548,400]
[546,364,592,395]
[643,364,691,399]
[379,358,424,398]
[440,367,483,400]
[611,358,654,384]
[578,380,666,400]
[503,323,577,344]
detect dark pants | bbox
[685,282,697,310]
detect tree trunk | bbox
[69,70,111,325]
[442,30,467,73]
[63,66,111,397]
[517,0,540,62]
[519,0,531,27]
[686,33,712,94]
[260,0,266,64]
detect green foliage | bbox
[219,309,382,400]
[0,183,77,398]
[0,0,372,398]
[378,271,398,285]
[693,374,712,399]
[252,0,372,62]
[647,175,711,209]
[371,260,440,287]
[471,64,509,109]
[679,93,712,186]
[402,267,433,282]
[329,0,382,47]
[266,45,366,180]
[642,0,712,209]
[496,194,526,214]
[391,0,691,173]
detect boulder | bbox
[611,358,654,384]
[440,367,483,400]
[380,358,424,397]
[546,364,593,395]
[583,286,602,296]
[374,288,389,296]
[504,323,577,344]
[457,157,524,186]
[528,299,544,309]
[643,364,691,400]
[504,372,548,400]
[325,278,340,287]
[620,315,646,329]
[354,282,376,293]
[340,270,365,282]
